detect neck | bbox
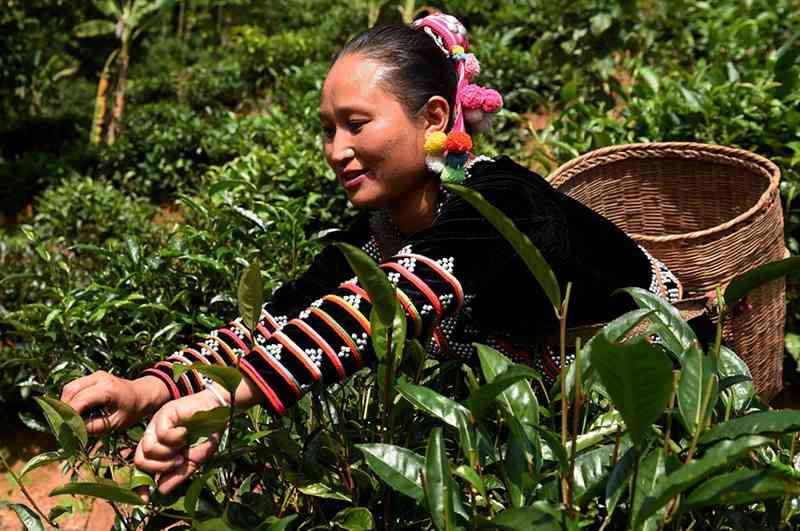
[387,177,441,237]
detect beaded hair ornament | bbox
[413,14,504,183]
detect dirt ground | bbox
[0,428,115,531]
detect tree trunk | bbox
[105,43,129,145]
[90,69,109,144]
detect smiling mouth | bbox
[340,170,368,184]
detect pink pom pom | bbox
[460,84,483,110]
[481,88,503,113]
[464,54,481,81]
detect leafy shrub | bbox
[97,103,210,201]
[8,183,800,531]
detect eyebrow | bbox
[319,105,372,121]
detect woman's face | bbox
[320,54,434,211]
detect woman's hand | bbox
[134,389,224,494]
[61,372,172,434]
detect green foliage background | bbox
[1,0,799,528]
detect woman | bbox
[61,14,680,494]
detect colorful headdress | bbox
[413,13,504,182]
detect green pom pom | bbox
[441,165,465,183]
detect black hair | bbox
[334,24,458,126]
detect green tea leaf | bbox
[34,396,88,450]
[605,446,636,515]
[700,410,800,445]
[475,343,539,435]
[332,507,374,530]
[181,407,230,446]
[589,334,673,448]
[717,346,754,412]
[454,465,486,499]
[396,378,471,428]
[50,481,145,506]
[677,343,718,436]
[724,257,800,307]
[466,364,540,419]
[589,12,612,36]
[19,451,64,480]
[482,503,561,530]
[632,449,674,531]
[91,0,121,17]
[423,427,457,531]
[685,468,800,509]
[237,258,264,332]
[618,287,695,355]
[445,183,560,310]
[298,482,351,501]
[572,444,618,505]
[74,19,116,38]
[334,242,396,324]
[194,364,242,397]
[635,435,770,526]
[638,66,660,93]
[185,471,214,516]
[9,504,44,531]
[356,443,424,500]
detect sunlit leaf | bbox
[356,443,424,500]
[700,410,800,445]
[334,242,395,324]
[332,507,373,530]
[298,482,351,501]
[9,504,44,531]
[91,0,120,17]
[396,377,471,428]
[181,407,230,446]
[724,257,800,307]
[194,364,242,397]
[635,435,771,527]
[677,343,717,436]
[423,427,457,531]
[685,468,800,509]
[74,19,116,38]
[237,258,264,332]
[445,183,560,310]
[589,12,612,36]
[475,343,539,435]
[717,346,754,412]
[50,481,145,506]
[589,334,673,448]
[618,287,695,355]
[466,364,540,419]
[454,465,486,499]
[19,451,65,480]
[34,396,88,450]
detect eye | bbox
[347,120,367,133]
[321,124,335,141]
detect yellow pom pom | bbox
[450,45,465,55]
[424,131,447,155]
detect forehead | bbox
[321,54,395,114]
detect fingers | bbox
[61,370,108,406]
[84,411,117,435]
[134,433,185,473]
[157,436,220,495]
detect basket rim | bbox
[546,142,781,243]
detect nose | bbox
[328,131,355,168]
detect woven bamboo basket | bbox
[547,142,786,400]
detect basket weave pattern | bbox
[548,143,785,400]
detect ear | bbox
[421,96,450,135]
